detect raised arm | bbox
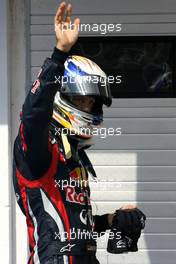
[14,2,80,178]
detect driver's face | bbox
[71,96,95,113]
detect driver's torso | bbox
[13,133,97,264]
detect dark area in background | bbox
[70,36,176,98]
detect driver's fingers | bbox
[131,210,142,232]
[135,208,146,220]
[120,204,137,210]
[55,1,66,25]
[65,3,72,23]
[73,18,80,32]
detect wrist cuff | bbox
[94,214,111,234]
[51,47,69,65]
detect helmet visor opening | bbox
[61,75,112,106]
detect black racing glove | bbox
[107,208,146,254]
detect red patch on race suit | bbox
[31,79,40,94]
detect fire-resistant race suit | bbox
[12,47,110,264]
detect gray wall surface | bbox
[0,0,11,262]
[19,0,176,263]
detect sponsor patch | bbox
[60,243,76,253]
[80,209,93,226]
[65,186,90,205]
[31,79,40,94]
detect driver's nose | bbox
[82,98,95,113]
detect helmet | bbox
[52,55,112,142]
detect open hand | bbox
[54,1,80,52]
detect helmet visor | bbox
[61,75,112,106]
